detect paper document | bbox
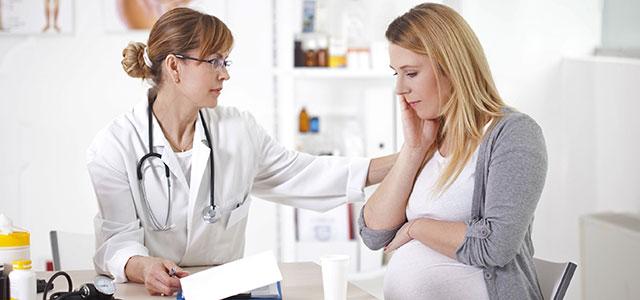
[180,251,282,300]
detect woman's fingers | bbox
[385,222,412,253]
[422,118,440,143]
[385,237,403,253]
[398,95,409,109]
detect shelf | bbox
[275,68,393,79]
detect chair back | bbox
[533,257,577,300]
[50,230,94,271]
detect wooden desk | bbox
[37,262,377,300]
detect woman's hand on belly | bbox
[125,255,190,296]
[384,220,416,253]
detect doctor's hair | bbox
[121,7,233,89]
[386,3,505,192]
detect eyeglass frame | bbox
[174,53,232,70]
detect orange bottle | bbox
[299,107,309,133]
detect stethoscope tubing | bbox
[136,100,217,231]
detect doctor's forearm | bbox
[365,152,398,186]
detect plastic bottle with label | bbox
[9,260,36,300]
[0,214,30,273]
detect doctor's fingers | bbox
[174,269,190,278]
[154,270,182,289]
[161,260,189,277]
[146,275,177,296]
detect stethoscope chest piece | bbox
[203,205,220,224]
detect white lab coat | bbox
[87,100,370,282]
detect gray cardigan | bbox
[358,108,546,300]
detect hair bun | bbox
[121,42,152,78]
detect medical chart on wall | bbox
[102,0,228,32]
[0,0,74,34]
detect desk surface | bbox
[37,262,377,300]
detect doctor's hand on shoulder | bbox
[125,256,189,296]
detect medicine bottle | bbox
[9,260,36,300]
[299,107,310,133]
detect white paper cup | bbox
[320,254,349,300]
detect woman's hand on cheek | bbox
[400,96,439,152]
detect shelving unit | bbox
[272,0,400,280]
[274,68,393,79]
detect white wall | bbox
[456,1,640,299]
[2,1,639,299]
[0,0,277,270]
[556,55,640,300]
[454,1,600,299]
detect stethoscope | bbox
[136,100,220,231]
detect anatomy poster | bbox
[102,0,227,32]
[0,0,74,34]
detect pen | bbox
[169,267,176,277]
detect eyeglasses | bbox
[174,54,232,70]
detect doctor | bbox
[87,7,394,296]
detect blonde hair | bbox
[121,7,233,97]
[387,3,505,192]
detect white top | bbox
[87,100,370,283]
[174,149,193,186]
[384,148,490,300]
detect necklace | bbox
[166,131,194,153]
[170,139,193,152]
[151,106,196,153]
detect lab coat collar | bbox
[133,100,209,192]
[187,109,216,237]
[132,99,168,150]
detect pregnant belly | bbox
[383,240,489,300]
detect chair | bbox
[533,257,577,300]
[49,230,95,271]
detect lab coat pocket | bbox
[226,194,252,230]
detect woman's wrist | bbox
[406,219,422,239]
[403,145,425,155]
[401,143,430,158]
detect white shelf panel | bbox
[275,68,394,79]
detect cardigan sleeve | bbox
[357,207,405,250]
[456,114,547,268]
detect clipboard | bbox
[176,282,282,300]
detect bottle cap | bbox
[12,259,32,270]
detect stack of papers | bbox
[178,251,282,300]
